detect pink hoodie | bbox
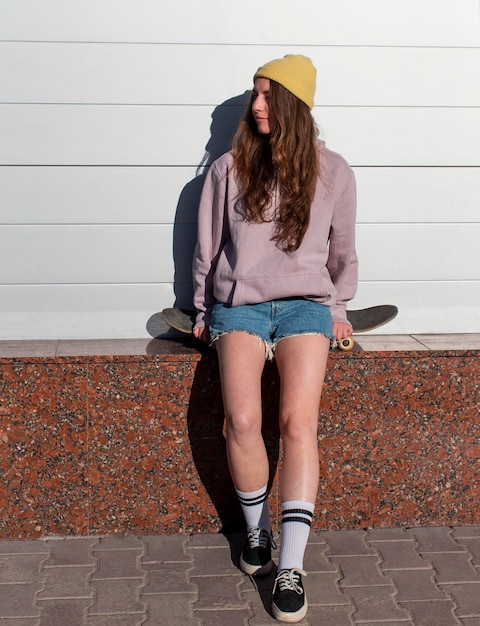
[192,140,358,329]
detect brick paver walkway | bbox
[1,526,480,625]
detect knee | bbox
[279,414,317,447]
[225,411,261,446]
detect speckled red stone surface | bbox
[0,339,478,539]
[318,355,480,530]
[0,362,89,538]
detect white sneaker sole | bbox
[239,556,274,576]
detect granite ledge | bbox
[0,334,479,363]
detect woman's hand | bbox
[193,325,210,344]
[333,322,353,342]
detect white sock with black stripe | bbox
[278,500,314,571]
[236,484,270,531]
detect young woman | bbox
[192,54,357,623]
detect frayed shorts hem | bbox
[210,329,333,361]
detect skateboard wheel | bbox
[338,336,354,352]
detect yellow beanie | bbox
[254,54,316,109]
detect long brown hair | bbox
[231,80,319,252]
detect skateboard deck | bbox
[161,304,398,351]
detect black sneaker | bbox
[272,568,307,623]
[239,527,274,576]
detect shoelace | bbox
[274,569,306,595]
[246,527,277,549]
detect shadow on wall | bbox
[173,91,251,307]
[146,91,250,339]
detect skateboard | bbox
[161,304,398,351]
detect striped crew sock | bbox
[236,484,270,531]
[278,500,315,571]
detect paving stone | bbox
[142,563,197,594]
[304,571,351,605]
[3,528,480,625]
[305,604,354,626]
[85,616,146,626]
[407,527,466,553]
[191,575,248,610]
[303,543,337,573]
[376,539,433,570]
[194,608,251,625]
[88,578,146,615]
[336,555,388,586]
[353,622,412,626]
[0,541,49,555]
[188,546,239,576]
[45,538,98,566]
[321,529,376,556]
[0,583,42,618]
[366,528,415,542]
[453,527,480,539]
[440,582,480,617]
[37,598,91,626]
[93,537,144,551]
[142,593,199,626]
[0,554,47,583]
[344,585,411,622]
[143,535,192,563]
[188,533,234,548]
[37,565,95,599]
[91,549,144,580]
[239,567,276,619]
[455,537,480,567]
[242,601,278,625]
[400,599,460,626]
[388,569,447,602]
[426,552,480,583]
[307,530,327,545]
[0,617,39,626]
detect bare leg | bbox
[274,334,330,503]
[215,332,269,492]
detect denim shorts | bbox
[210,298,334,359]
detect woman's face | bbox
[252,78,272,134]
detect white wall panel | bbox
[2,43,480,107]
[356,224,480,281]
[1,105,479,166]
[354,167,480,224]
[1,223,477,285]
[0,284,176,339]
[316,107,480,167]
[0,225,176,283]
[0,311,160,340]
[1,0,479,46]
[0,283,168,312]
[0,104,214,166]
[0,166,199,224]
[2,166,479,226]
[353,281,480,334]
[0,167,480,224]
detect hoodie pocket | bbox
[231,273,334,307]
